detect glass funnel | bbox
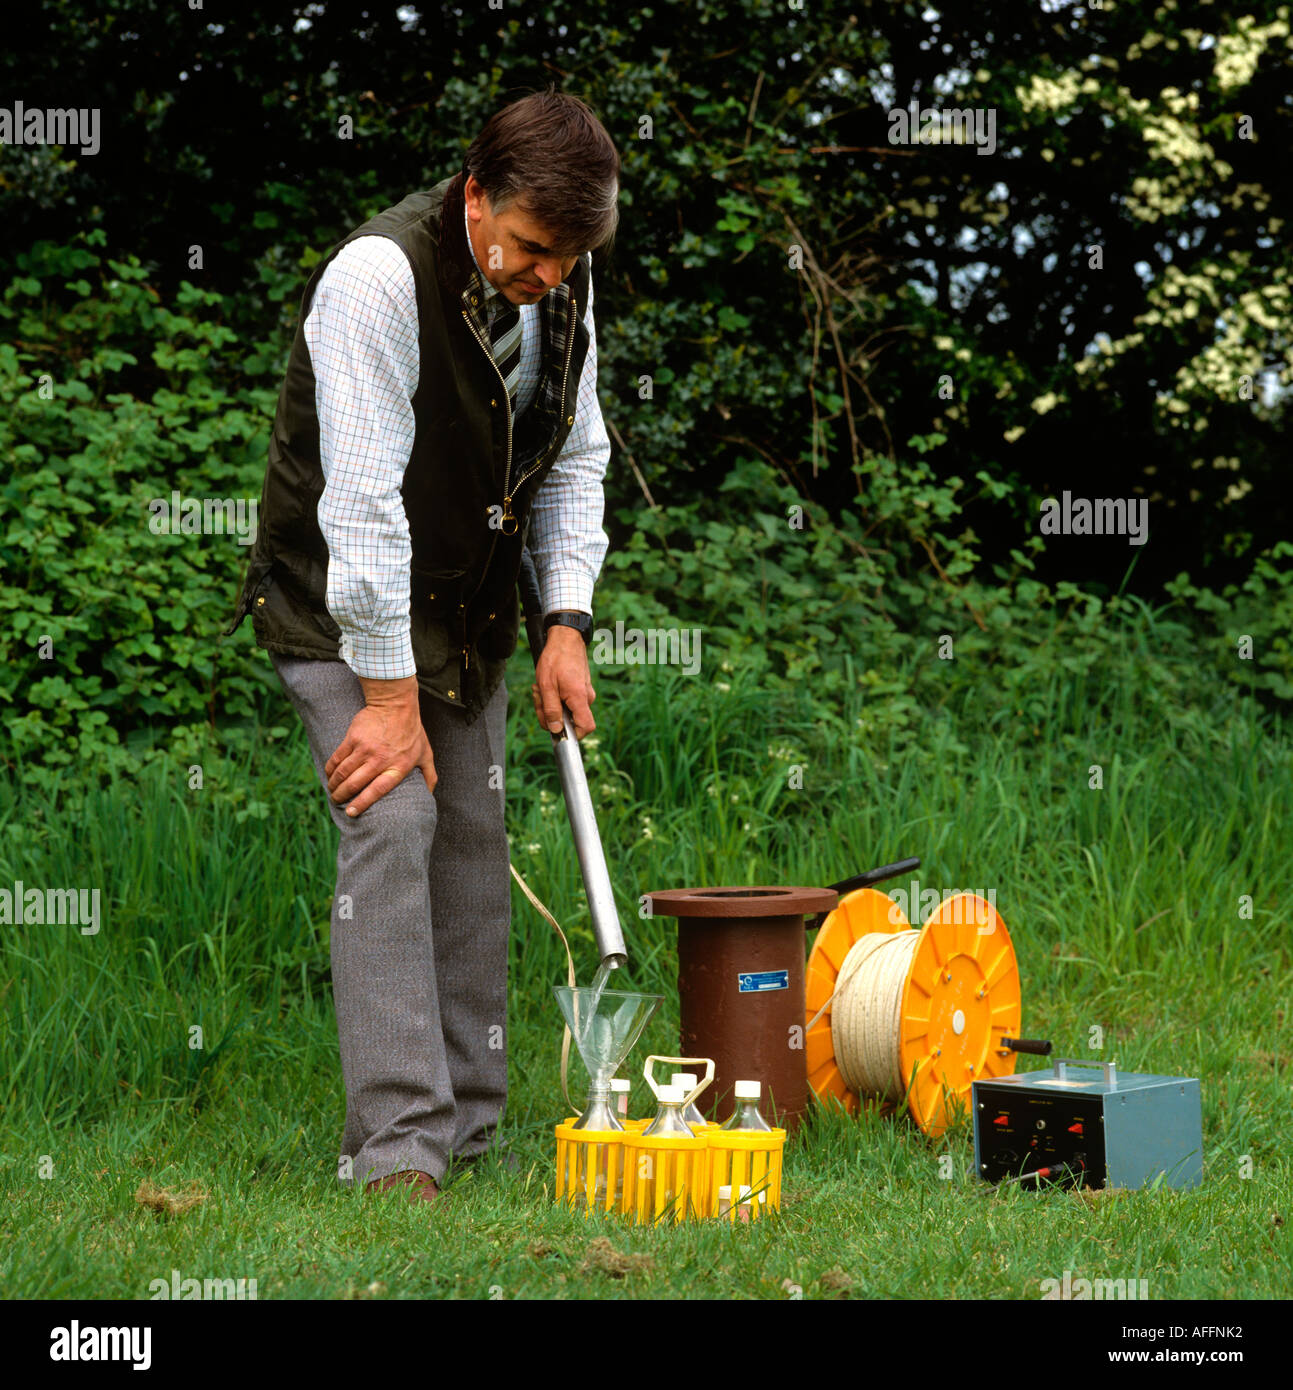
[553,985,663,1130]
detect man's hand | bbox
[325,674,437,817]
[531,621,596,738]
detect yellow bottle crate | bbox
[622,1129,710,1225]
[704,1128,785,1222]
[554,1121,626,1216]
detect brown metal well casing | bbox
[646,887,838,1133]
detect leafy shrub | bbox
[1166,544,1293,702]
[1,233,1286,813]
[0,233,280,793]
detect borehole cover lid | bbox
[644,886,838,919]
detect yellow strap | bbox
[509,861,579,1115]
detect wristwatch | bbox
[543,610,593,645]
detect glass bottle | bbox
[643,1084,694,1137]
[572,1074,623,1210]
[638,1084,695,1221]
[670,1072,707,1129]
[721,1079,773,1131]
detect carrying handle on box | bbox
[1052,1057,1118,1087]
[643,1055,715,1115]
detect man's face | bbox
[464,174,581,306]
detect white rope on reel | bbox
[807,931,920,1103]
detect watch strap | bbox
[542,611,592,645]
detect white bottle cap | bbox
[610,1079,630,1094]
[671,1072,698,1090]
[656,1084,684,1103]
[734,1080,762,1100]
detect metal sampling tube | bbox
[518,548,627,969]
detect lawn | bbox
[2,621,1290,1300]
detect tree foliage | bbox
[2,1,1289,782]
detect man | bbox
[223,90,619,1205]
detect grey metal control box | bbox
[972,1058,1203,1190]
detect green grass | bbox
[2,609,1291,1299]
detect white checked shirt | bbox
[306,201,611,680]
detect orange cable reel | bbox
[806,886,1022,1137]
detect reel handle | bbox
[643,1055,715,1116]
[1004,1037,1053,1056]
[825,857,921,897]
[811,858,921,930]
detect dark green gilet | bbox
[222,172,592,721]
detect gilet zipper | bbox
[455,293,579,676]
[499,294,578,530]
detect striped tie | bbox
[489,299,522,411]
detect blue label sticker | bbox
[738,969,790,993]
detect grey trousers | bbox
[270,653,510,1187]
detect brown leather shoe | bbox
[366,1169,441,1204]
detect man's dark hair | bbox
[463,88,620,258]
